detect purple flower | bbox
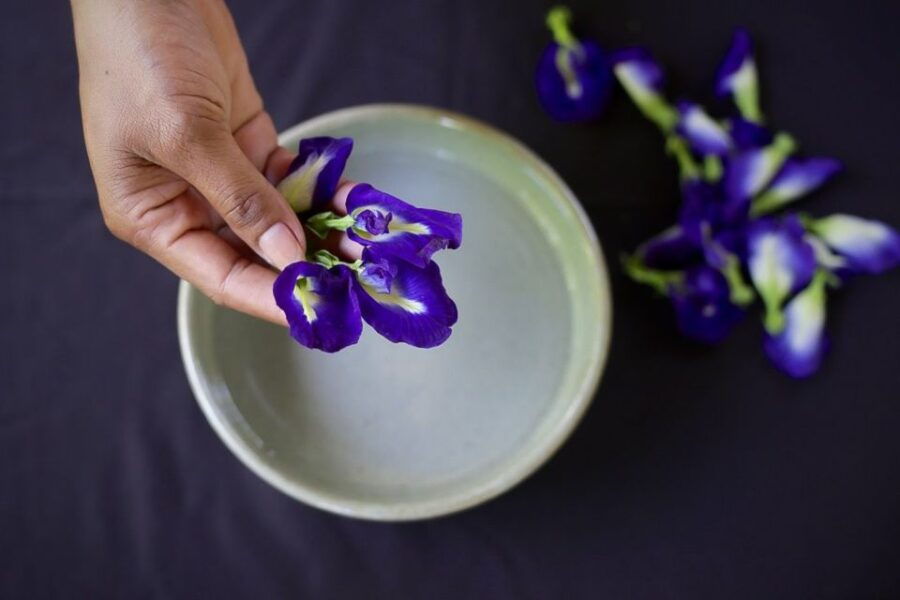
[535,6,613,122]
[357,255,397,295]
[808,214,900,274]
[672,265,744,344]
[355,209,392,235]
[354,250,458,348]
[273,262,362,353]
[675,101,731,156]
[715,28,762,123]
[346,184,463,267]
[764,271,829,378]
[722,132,796,222]
[751,157,843,216]
[639,226,702,270]
[277,137,353,213]
[727,118,774,150]
[747,215,816,332]
[274,252,458,351]
[611,47,677,131]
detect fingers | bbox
[166,227,286,326]
[330,180,357,214]
[167,114,306,271]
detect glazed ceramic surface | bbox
[178,104,612,520]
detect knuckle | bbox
[103,213,130,243]
[209,257,251,308]
[220,185,267,231]
[150,106,226,162]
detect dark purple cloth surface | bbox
[2,1,900,598]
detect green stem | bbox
[622,253,683,295]
[305,211,355,239]
[546,6,578,49]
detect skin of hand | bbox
[72,0,309,324]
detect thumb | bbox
[178,134,306,270]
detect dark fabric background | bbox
[2,1,899,598]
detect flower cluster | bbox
[535,6,613,122]
[615,30,900,377]
[273,137,463,352]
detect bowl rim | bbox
[177,103,613,520]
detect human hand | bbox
[72,0,301,324]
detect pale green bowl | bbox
[178,104,612,520]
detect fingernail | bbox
[259,222,305,270]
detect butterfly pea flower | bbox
[535,6,613,122]
[722,132,796,221]
[611,47,677,132]
[747,215,816,333]
[805,234,847,272]
[345,184,463,268]
[273,262,363,353]
[727,117,773,150]
[751,158,843,216]
[675,101,731,156]
[637,225,703,271]
[277,137,353,213]
[354,250,458,348]
[807,214,900,274]
[715,28,762,123]
[274,251,459,351]
[672,265,744,344]
[763,270,829,378]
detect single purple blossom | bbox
[346,184,462,268]
[672,265,744,344]
[610,47,677,131]
[715,28,762,123]
[808,214,900,274]
[763,271,829,378]
[747,215,817,333]
[751,157,843,216]
[722,132,796,222]
[535,6,613,122]
[354,250,458,348]
[273,262,363,353]
[277,137,353,213]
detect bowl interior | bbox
[179,105,611,520]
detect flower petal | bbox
[611,47,677,131]
[345,184,463,267]
[727,118,773,150]
[535,7,613,122]
[354,251,458,348]
[357,255,397,295]
[672,265,744,344]
[638,225,702,270]
[277,137,353,213]
[723,132,796,221]
[805,233,847,272]
[273,262,362,352]
[715,28,762,123]
[751,157,843,216]
[747,215,816,332]
[809,214,900,274]
[763,271,829,378]
[675,101,731,156]
[536,41,613,122]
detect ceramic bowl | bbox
[178,104,612,520]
